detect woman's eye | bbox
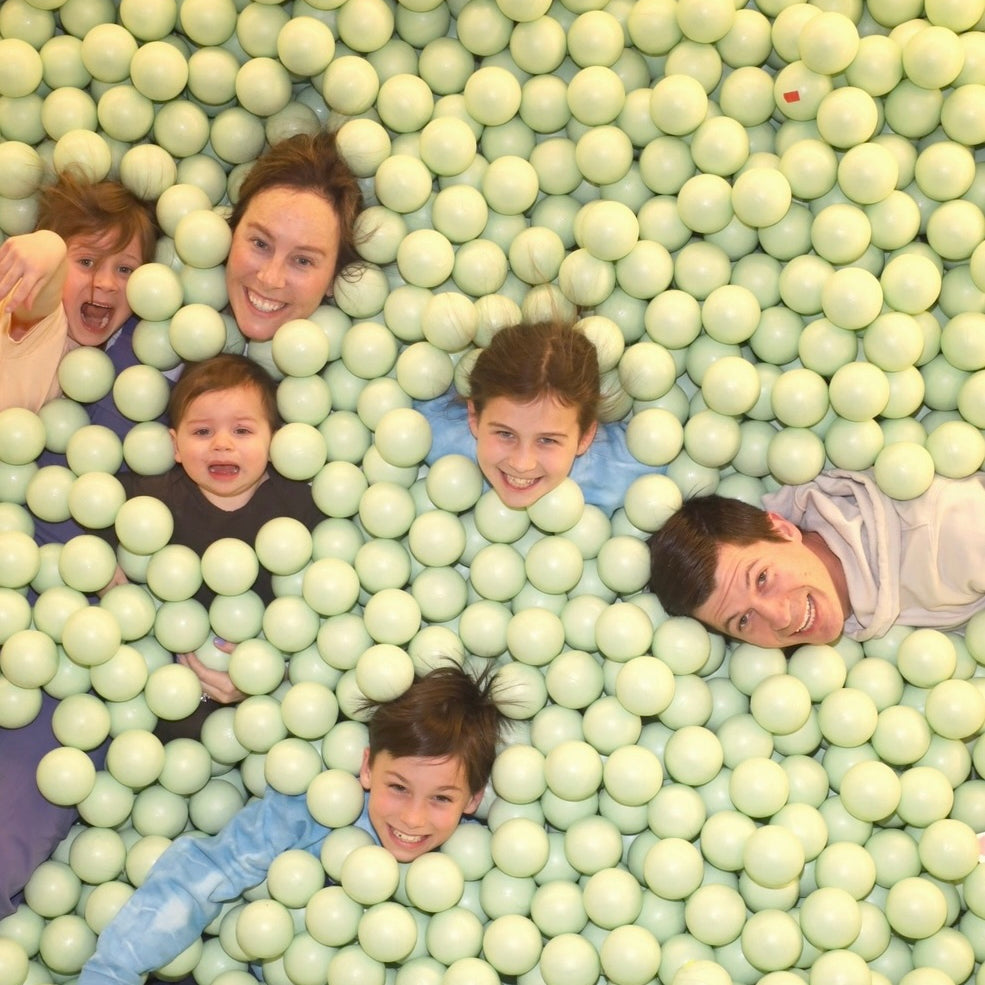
[738,613,750,631]
[757,570,767,588]
[118,266,134,276]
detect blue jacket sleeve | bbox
[415,389,474,465]
[570,419,657,516]
[78,791,330,985]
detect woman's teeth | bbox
[248,290,285,313]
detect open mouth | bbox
[247,289,286,314]
[208,464,240,477]
[796,595,815,634]
[80,301,113,334]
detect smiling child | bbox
[78,666,508,985]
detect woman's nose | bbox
[256,256,286,288]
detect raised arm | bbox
[0,230,68,333]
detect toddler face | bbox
[171,384,273,511]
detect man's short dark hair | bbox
[647,494,784,617]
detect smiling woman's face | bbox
[225,186,341,342]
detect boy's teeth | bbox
[392,829,425,843]
[504,475,536,488]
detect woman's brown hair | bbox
[228,130,364,281]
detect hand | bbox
[98,565,130,597]
[0,230,67,318]
[177,648,246,705]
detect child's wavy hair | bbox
[37,170,158,262]
[361,665,509,796]
[468,319,601,435]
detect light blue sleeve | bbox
[571,419,660,516]
[415,390,476,465]
[78,791,331,985]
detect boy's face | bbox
[170,384,273,511]
[63,232,143,347]
[467,395,597,510]
[360,749,483,863]
[693,515,848,649]
[226,186,341,342]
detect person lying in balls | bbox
[79,665,509,985]
[647,468,985,648]
[0,169,157,414]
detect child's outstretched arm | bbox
[0,231,68,332]
[79,789,335,985]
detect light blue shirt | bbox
[79,789,377,985]
[415,390,658,516]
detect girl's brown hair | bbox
[468,320,601,435]
[168,354,280,433]
[37,170,158,262]
[228,130,364,281]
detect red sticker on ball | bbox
[783,91,801,103]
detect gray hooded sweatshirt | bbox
[764,469,985,641]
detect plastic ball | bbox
[873,442,935,500]
[36,746,96,807]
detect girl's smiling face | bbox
[63,232,143,347]
[225,186,340,341]
[468,395,597,510]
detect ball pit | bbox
[2,1,985,984]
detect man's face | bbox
[360,750,483,863]
[63,232,143,346]
[693,515,849,648]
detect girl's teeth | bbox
[504,475,536,488]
